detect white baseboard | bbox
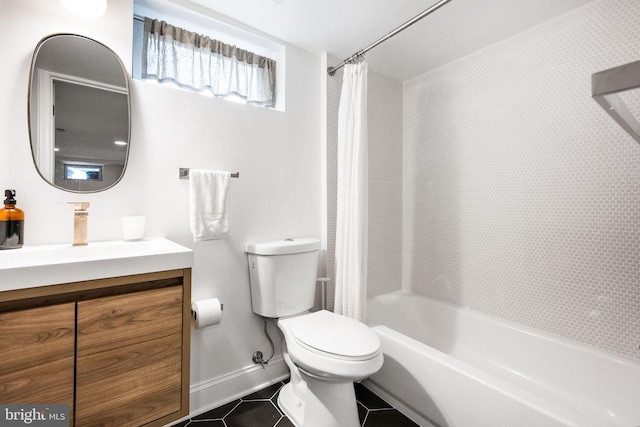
[188,356,289,420]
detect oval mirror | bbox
[28,34,130,193]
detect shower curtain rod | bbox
[327,0,453,76]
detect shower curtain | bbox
[334,62,368,322]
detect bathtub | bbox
[365,290,640,427]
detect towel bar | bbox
[179,168,239,179]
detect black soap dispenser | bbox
[0,189,24,249]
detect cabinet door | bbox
[76,286,183,427]
[0,303,75,417]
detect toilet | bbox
[245,237,383,427]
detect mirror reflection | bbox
[29,34,130,193]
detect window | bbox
[132,1,283,109]
[64,164,103,181]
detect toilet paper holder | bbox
[191,302,224,321]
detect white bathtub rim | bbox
[367,291,640,425]
[372,324,620,427]
[368,290,640,370]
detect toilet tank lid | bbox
[245,238,320,255]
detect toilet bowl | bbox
[245,238,383,427]
[279,310,382,380]
[277,310,383,427]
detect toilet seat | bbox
[291,310,380,361]
[278,310,383,381]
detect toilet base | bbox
[278,371,360,427]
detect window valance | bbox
[142,17,276,107]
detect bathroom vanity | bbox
[0,239,193,427]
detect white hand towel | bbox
[189,170,231,241]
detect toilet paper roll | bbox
[191,298,222,328]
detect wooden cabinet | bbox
[0,303,76,423]
[76,287,184,426]
[0,269,191,427]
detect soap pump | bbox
[69,202,90,246]
[0,189,25,249]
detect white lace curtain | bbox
[142,18,276,108]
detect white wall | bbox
[403,0,640,361]
[0,0,321,414]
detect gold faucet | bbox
[69,202,90,246]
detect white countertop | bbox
[0,238,193,292]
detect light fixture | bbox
[114,140,127,146]
[59,0,107,19]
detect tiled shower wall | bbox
[326,57,404,310]
[404,0,640,360]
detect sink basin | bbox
[0,238,193,292]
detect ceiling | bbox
[178,0,595,81]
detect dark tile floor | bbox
[170,381,417,427]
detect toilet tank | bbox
[245,238,320,318]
